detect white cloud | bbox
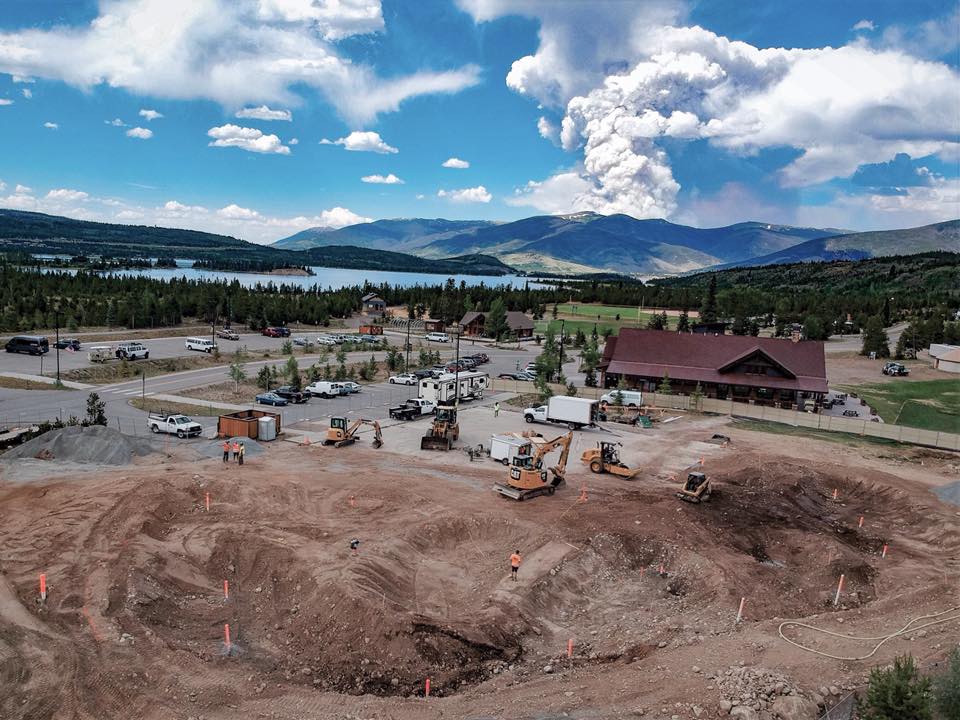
[442,157,470,169]
[207,124,290,154]
[0,99,13,106]
[126,127,153,139]
[0,180,5,192]
[438,185,492,203]
[415,193,425,200]
[312,206,371,228]
[235,105,292,121]
[139,108,163,121]
[45,188,88,202]
[852,20,875,32]
[162,200,208,216]
[536,116,558,143]
[105,118,127,126]
[115,209,145,220]
[21,88,31,99]
[288,137,299,145]
[15,184,32,194]
[11,75,33,83]
[217,203,263,220]
[0,0,479,124]
[323,131,397,153]
[880,9,960,59]
[42,121,58,129]
[506,172,594,214]
[360,173,404,184]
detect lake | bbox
[36,261,542,290]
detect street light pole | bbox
[454,324,461,409]
[558,319,565,383]
[405,318,411,371]
[55,311,61,385]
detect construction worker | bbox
[232,440,240,461]
[510,550,521,581]
[494,401,500,418]
[221,439,230,463]
[238,441,245,466]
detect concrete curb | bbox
[0,372,93,390]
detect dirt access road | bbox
[0,416,958,720]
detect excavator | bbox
[494,431,572,501]
[580,441,638,479]
[421,405,459,451]
[676,471,711,503]
[323,417,383,449]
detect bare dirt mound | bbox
[2,425,152,465]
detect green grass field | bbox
[837,379,960,434]
[537,303,677,336]
[733,419,901,447]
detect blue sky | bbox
[0,0,957,243]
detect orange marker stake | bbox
[858,515,864,528]
[223,580,229,601]
[640,566,645,579]
[578,486,587,503]
[882,544,888,559]
[736,596,746,624]
[349,495,355,508]
[832,488,838,501]
[699,457,704,466]
[833,574,845,607]
[424,678,430,697]
[658,563,665,577]
[224,623,231,651]
[39,573,47,602]
[567,638,574,658]
[205,492,210,512]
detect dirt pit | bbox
[0,427,958,719]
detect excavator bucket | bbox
[420,434,451,451]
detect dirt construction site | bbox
[0,407,958,720]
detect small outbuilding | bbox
[933,347,960,374]
[460,310,535,339]
[361,293,386,317]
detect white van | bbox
[305,380,346,399]
[185,337,217,353]
[600,389,643,408]
[424,332,450,343]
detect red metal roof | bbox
[599,328,827,393]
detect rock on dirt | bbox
[1,425,152,465]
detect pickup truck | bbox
[147,413,203,438]
[388,398,436,421]
[216,328,239,341]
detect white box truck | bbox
[523,396,599,430]
[418,371,488,404]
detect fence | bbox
[487,379,960,451]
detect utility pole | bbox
[142,370,146,403]
[55,311,61,385]
[558,319,565,383]
[211,317,216,348]
[405,319,411,372]
[454,323,461,409]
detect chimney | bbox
[791,328,801,343]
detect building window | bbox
[732,385,750,397]
[757,388,773,400]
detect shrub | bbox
[859,655,932,720]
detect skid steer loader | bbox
[675,471,711,503]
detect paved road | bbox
[823,322,908,354]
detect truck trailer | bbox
[418,371,488,404]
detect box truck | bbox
[523,396,599,430]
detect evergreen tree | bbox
[933,648,960,720]
[803,315,827,341]
[677,309,690,333]
[862,316,891,358]
[882,296,891,326]
[731,314,749,336]
[860,655,932,720]
[85,392,107,426]
[700,275,719,323]
[256,365,273,390]
[285,356,301,388]
[228,360,246,393]
[647,312,666,330]
[566,382,578,397]
[486,297,509,341]
[657,372,672,395]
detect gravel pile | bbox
[198,436,266,460]
[934,480,960,506]
[712,665,821,719]
[3,426,152,465]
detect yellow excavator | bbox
[580,441,638,479]
[421,405,459,451]
[323,417,383,448]
[494,432,572,501]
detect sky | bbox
[0,0,957,244]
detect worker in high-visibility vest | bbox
[221,439,230,463]
[510,550,521,581]
[232,440,240,461]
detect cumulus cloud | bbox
[0,99,13,106]
[438,185,492,203]
[288,137,299,145]
[207,124,289,154]
[324,131,397,153]
[217,203,262,220]
[139,108,163,121]
[105,118,127,126]
[852,19,875,32]
[45,188,88,201]
[21,88,31,99]
[11,75,33,83]
[126,127,153,139]
[361,173,404,184]
[506,171,594,214]
[0,0,479,124]
[42,121,58,129]
[235,105,292,121]
[15,184,32,194]
[162,200,208,216]
[536,116,558,143]
[442,157,470,168]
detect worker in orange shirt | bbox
[222,439,230,463]
[510,550,521,581]
[232,440,240,461]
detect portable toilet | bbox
[257,415,277,441]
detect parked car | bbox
[273,385,308,403]
[516,371,537,381]
[261,327,282,338]
[115,342,149,360]
[842,409,859,417]
[499,371,535,381]
[425,332,450,343]
[314,335,337,346]
[216,328,239,341]
[293,336,312,347]
[389,373,418,385]
[882,362,909,376]
[304,380,347,398]
[256,392,288,406]
[5,335,50,355]
[276,327,291,337]
[340,381,361,394]
[466,352,489,364]
[330,334,347,344]
[361,335,383,345]
[413,369,434,380]
[54,338,81,351]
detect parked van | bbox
[600,389,643,408]
[424,332,450,343]
[185,337,217,353]
[4,335,49,355]
[304,380,347,399]
[115,342,149,360]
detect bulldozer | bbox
[323,417,383,449]
[494,432,572,501]
[675,471,711,503]
[580,441,638,479]
[420,405,459,451]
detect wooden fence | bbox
[487,379,960,451]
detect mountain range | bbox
[276,212,958,276]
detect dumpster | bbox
[217,410,282,439]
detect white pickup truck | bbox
[388,398,436,421]
[147,413,203,438]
